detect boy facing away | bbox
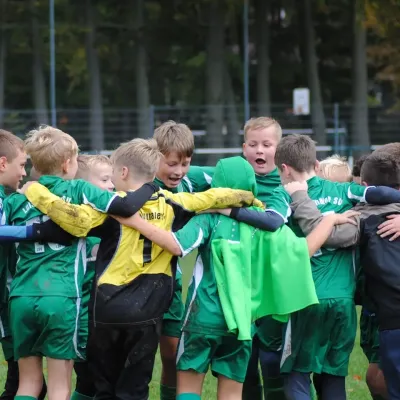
[2,126,161,400]
[288,150,400,399]
[20,138,261,400]
[116,156,353,400]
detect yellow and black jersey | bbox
[25,185,258,326]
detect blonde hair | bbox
[25,125,78,175]
[244,117,282,141]
[319,155,352,183]
[76,154,112,180]
[111,138,162,180]
[0,129,25,161]
[153,120,194,158]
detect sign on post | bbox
[293,88,310,115]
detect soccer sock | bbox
[160,384,176,400]
[71,391,94,400]
[176,394,201,400]
[14,396,37,400]
[263,377,286,400]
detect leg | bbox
[366,363,387,399]
[16,356,44,398]
[217,375,243,400]
[0,358,19,400]
[284,372,311,400]
[177,371,206,398]
[115,323,160,400]
[160,271,184,400]
[46,358,73,400]
[316,373,345,400]
[379,330,400,399]
[88,325,123,400]
[73,362,96,400]
[242,334,262,400]
[259,349,286,400]
[160,335,179,388]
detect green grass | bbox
[0,252,371,399]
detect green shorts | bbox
[256,316,284,352]
[360,308,380,364]
[176,331,252,383]
[162,271,184,338]
[281,298,357,377]
[10,296,84,361]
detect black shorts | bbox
[87,322,161,400]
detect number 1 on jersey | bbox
[140,234,152,264]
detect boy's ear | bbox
[0,156,7,171]
[314,160,320,173]
[121,166,129,180]
[61,158,70,174]
[361,180,369,187]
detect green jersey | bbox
[255,168,281,205]
[267,176,368,299]
[174,213,232,335]
[3,175,117,298]
[83,237,99,307]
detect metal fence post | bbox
[333,102,339,154]
[148,105,155,137]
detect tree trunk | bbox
[206,0,225,165]
[85,0,104,151]
[134,0,150,138]
[351,0,370,158]
[224,66,241,148]
[303,0,326,147]
[255,0,271,116]
[31,0,48,125]
[0,0,6,127]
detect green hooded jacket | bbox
[211,157,318,340]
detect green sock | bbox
[176,394,201,400]
[71,391,94,400]
[15,397,37,400]
[263,377,286,400]
[160,384,176,400]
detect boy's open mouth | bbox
[255,158,266,165]
[169,177,181,184]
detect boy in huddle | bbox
[318,155,352,183]
[263,135,400,399]
[20,138,260,400]
[2,126,160,400]
[72,155,114,400]
[152,121,213,400]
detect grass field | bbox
[0,253,372,399]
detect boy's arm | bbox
[166,188,262,212]
[115,213,212,257]
[288,186,361,248]
[305,214,351,256]
[349,182,400,205]
[185,166,214,192]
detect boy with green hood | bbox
[127,156,354,400]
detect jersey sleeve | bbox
[78,180,158,216]
[265,187,292,223]
[172,214,213,257]
[165,187,256,212]
[24,182,107,237]
[343,182,368,204]
[185,166,215,192]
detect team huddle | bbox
[0,118,400,400]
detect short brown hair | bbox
[374,143,400,160]
[25,125,78,175]
[153,120,194,158]
[0,129,24,161]
[244,117,282,141]
[76,154,112,180]
[275,134,316,173]
[111,138,162,180]
[361,152,400,189]
[352,154,369,177]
